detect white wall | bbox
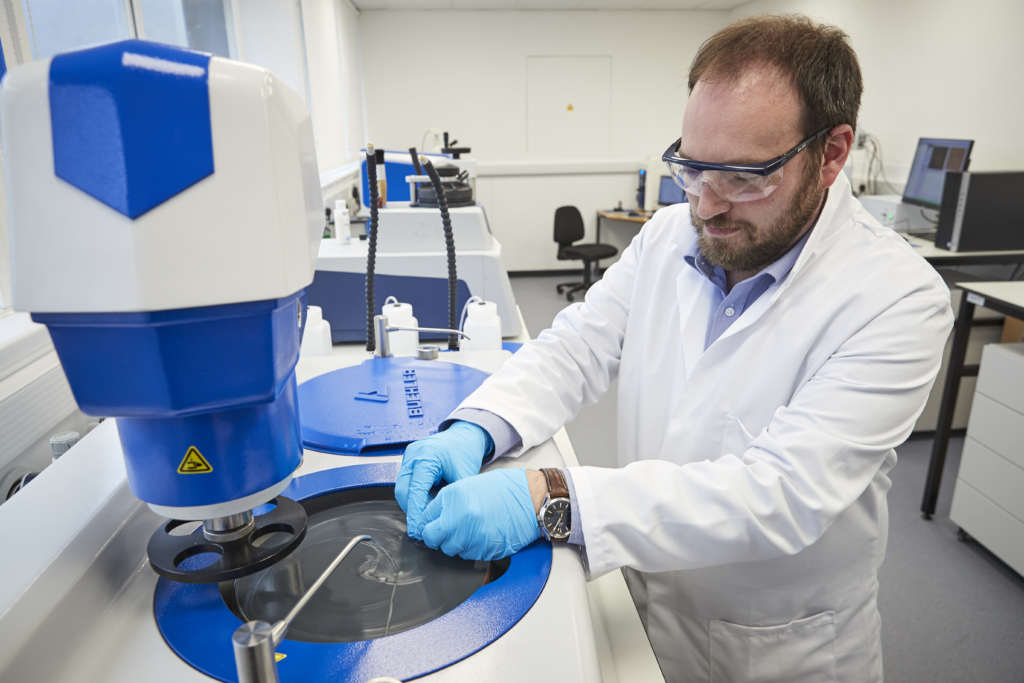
[731,0,1024,186]
[361,10,726,158]
[360,10,729,271]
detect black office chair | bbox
[554,206,618,302]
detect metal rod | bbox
[232,535,396,683]
[271,534,372,645]
[385,325,471,340]
[233,621,279,683]
[374,315,391,358]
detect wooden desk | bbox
[922,281,1024,519]
[596,209,652,244]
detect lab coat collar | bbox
[782,171,855,288]
[673,172,855,374]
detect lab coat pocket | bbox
[709,611,837,683]
[721,414,756,457]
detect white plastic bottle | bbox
[382,297,419,356]
[300,305,334,357]
[334,199,350,244]
[461,300,502,352]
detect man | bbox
[396,15,952,683]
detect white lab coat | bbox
[458,174,953,683]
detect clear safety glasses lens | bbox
[665,162,785,203]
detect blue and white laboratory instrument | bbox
[0,40,659,683]
[3,39,323,584]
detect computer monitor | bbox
[902,138,973,208]
[659,175,687,206]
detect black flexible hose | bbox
[420,156,459,350]
[408,147,423,205]
[365,145,380,352]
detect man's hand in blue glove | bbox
[420,469,542,561]
[396,421,493,540]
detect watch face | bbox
[542,498,571,537]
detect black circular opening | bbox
[223,486,509,644]
[174,544,223,570]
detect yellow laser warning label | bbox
[275,653,287,662]
[177,446,213,474]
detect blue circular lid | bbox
[154,463,552,683]
[298,356,490,456]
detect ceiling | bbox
[352,0,750,10]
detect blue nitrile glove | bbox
[420,468,541,561]
[396,421,493,540]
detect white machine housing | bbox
[2,58,323,313]
[321,205,522,338]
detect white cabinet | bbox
[950,343,1024,576]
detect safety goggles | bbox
[662,126,832,203]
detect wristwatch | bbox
[537,468,571,542]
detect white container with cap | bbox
[300,305,334,357]
[334,199,351,244]
[382,297,419,356]
[50,431,81,462]
[461,300,502,352]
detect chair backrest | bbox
[553,206,585,247]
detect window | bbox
[20,0,130,60]
[137,0,237,59]
[17,0,237,61]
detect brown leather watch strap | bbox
[540,468,570,499]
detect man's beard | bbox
[691,165,824,272]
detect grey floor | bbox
[510,274,1024,683]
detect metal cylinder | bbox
[374,315,391,358]
[233,620,279,683]
[203,510,255,542]
[416,345,439,360]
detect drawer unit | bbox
[974,343,1024,415]
[949,482,1024,576]
[950,343,1024,577]
[956,437,1024,523]
[965,393,1024,471]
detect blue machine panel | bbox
[299,356,490,455]
[359,152,452,207]
[35,290,308,508]
[154,463,552,683]
[361,158,415,205]
[49,40,214,219]
[0,36,7,83]
[307,270,472,343]
[34,291,307,417]
[117,372,303,507]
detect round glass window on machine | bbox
[229,489,502,644]
[155,463,551,683]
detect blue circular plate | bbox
[298,357,490,456]
[154,463,552,682]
